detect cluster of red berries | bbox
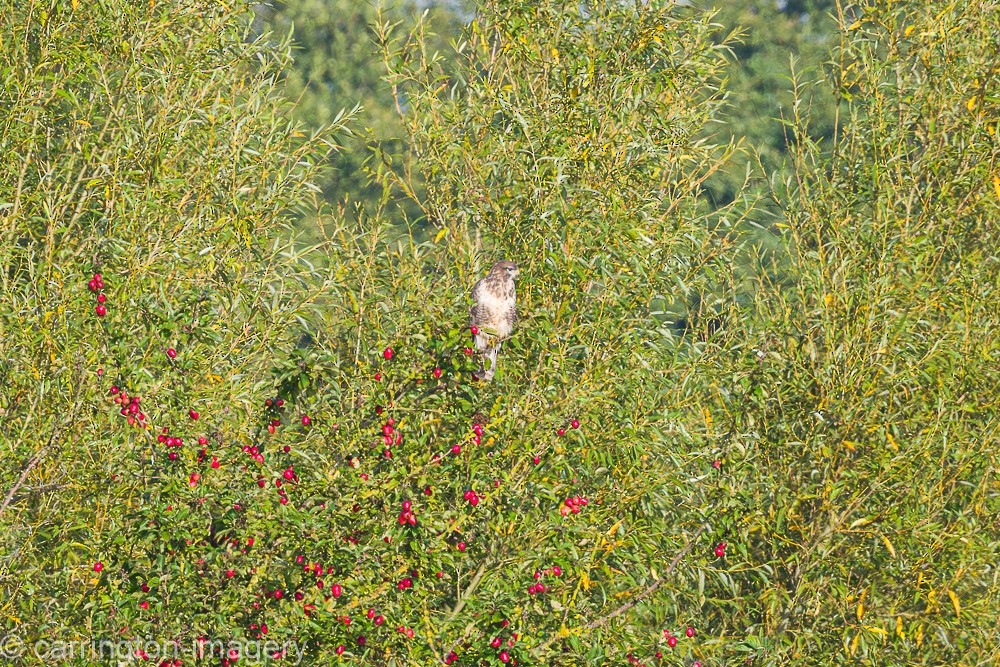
[397,576,414,590]
[264,397,285,433]
[714,542,727,558]
[555,419,580,436]
[463,489,481,506]
[244,444,265,465]
[396,625,415,638]
[195,438,218,468]
[444,650,460,664]
[559,495,588,516]
[528,565,561,595]
[87,272,108,317]
[110,386,147,428]
[628,627,700,667]
[381,418,401,458]
[157,427,184,460]
[275,467,298,505]
[397,499,417,526]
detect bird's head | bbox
[490,260,520,280]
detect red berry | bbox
[301,415,311,426]
[552,566,562,576]
[167,348,177,358]
[335,645,345,655]
[436,571,443,578]
[470,326,479,335]
[93,562,104,573]
[491,638,501,648]
[533,456,541,465]
[95,304,106,317]
[686,626,695,637]
[499,651,510,663]
[452,444,461,455]
[667,635,677,648]
[226,570,235,578]
[374,372,381,381]
[457,542,466,551]
[189,409,199,420]
[712,460,721,469]
[556,428,565,436]
[433,367,442,378]
[332,584,342,597]
[88,278,98,291]
[570,419,580,429]
[383,347,393,360]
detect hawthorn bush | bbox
[1,1,998,667]
[1,1,744,665]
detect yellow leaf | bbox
[434,227,448,243]
[915,624,923,646]
[850,633,860,655]
[966,96,977,112]
[993,173,1000,200]
[947,590,961,618]
[864,626,888,637]
[882,535,896,558]
[895,616,905,639]
[904,25,915,37]
[848,20,862,30]
[857,602,865,621]
[550,47,560,64]
[824,293,834,306]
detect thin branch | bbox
[585,523,708,630]
[530,523,709,656]
[0,448,48,519]
[449,560,488,621]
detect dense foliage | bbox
[1,1,997,666]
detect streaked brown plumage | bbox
[469,260,519,381]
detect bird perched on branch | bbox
[469,260,520,381]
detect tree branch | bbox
[0,448,48,519]
[530,523,709,656]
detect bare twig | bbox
[0,448,48,519]
[530,523,709,656]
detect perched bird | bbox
[469,260,520,381]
